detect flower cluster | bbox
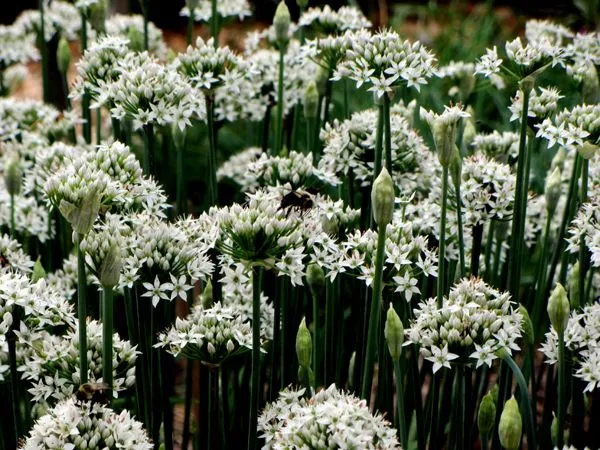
[299,5,371,34]
[471,131,519,163]
[105,14,167,58]
[21,398,152,450]
[406,278,523,372]
[0,24,38,69]
[566,202,600,267]
[180,0,251,23]
[0,233,34,275]
[15,2,80,43]
[509,86,563,123]
[22,319,137,404]
[541,302,600,391]
[217,147,263,190]
[335,29,436,97]
[536,103,600,150]
[258,384,399,449]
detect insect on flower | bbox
[75,382,110,405]
[278,187,318,217]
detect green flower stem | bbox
[343,79,350,119]
[205,95,218,205]
[261,105,272,154]
[392,358,408,449]
[322,78,333,126]
[437,165,449,307]
[77,235,88,384]
[96,108,102,145]
[453,365,465,450]
[311,287,321,386]
[9,194,15,239]
[360,222,387,400]
[383,94,392,175]
[61,74,77,143]
[248,265,262,450]
[410,349,426,450]
[532,213,553,338]
[508,86,531,303]
[579,158,589,307]
[102,286,114,402]
[81,13,92,144]
[455,184,466,278]
[124,288,143,419]
[176,138,186,215]
[374,103,385,179]
[39,0,49,103]
[471,224,483,277]
[269,288,281,399]
[207,368,216,448]
[325,280,334,385]
[280,277,289,386]
[500,351,537,450]
[557,332,566,448]
[8,321,21,441]
[142,123,155,177]
[428,372,440,449]
[274,46,286,155]
[306,116,316,159]
[142,0,149,50]
[211,0,219,46]
[186,7,195,45]
[219,367,228,447]
[492,236,503,286]
[483,220,495,282]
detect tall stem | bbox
[325,281,334,385]
[81,13,91,144]
[39,0,49,103]
[508,86,531,303]
[142,124,154,177]
[557,332,566,448]
[248,266,262,450]
[383,94,392,175]
[211,0,219,46]
[9,194,15,239]
[77,235,88,384]
[312,289,321,386]
[274,46,286,155]
[205,96,218,205]
[186,7,195,46]
[455,184,466,278]
[532,213,552,337]
[142,0,149,50]
[393,359,408,449]
[579,158,589,307]
[360,223,387,401]
[176,140,186,215]
[102,286,114,402]
[438,165,449,307]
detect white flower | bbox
[142,276,171,307]
[426,344,459,373]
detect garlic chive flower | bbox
[406,278,523,372]
[105,14,168,58]
[525,19,573,46]
[180,0,251,23]
[335,29,436,98]
[509,86,563,123]
[541,302,600,392]
[258,384,400,449]
[0,24,39,70]
[299,5,371,34]
[421,105,470,166]
[0,233,34,275]
[15,2,81,43]
[22,319,137,404]
[217,147,262,191]
[21,398,152,450]
[472,131,520,163]
[536,104,600,151]
[156,302,254,366]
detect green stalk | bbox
[274,46,286,155]
[532,213,552,337]
[176,138,186,215]
[343,79,350,119]
[248,265,262,450]
[205,95,218,205]
[471,224,483,277]
[211,0,219,46]
[483,221,495,282]
[61,74,77,143]
[507,85,531,302]
[186,7,195,46]
[306,116,316,159]
[374,103,385,180]
[102,286,114,402]
[360,223,387,400]
[142,0,149,50]
[392,358,408,449]
[557,332,566,448]
[454,364,465,450]
[77,236,88,384]
[96,108,102,145]
[8,322,21,441]
[39,0,49,103]
[81,13,91,144]
[325,280,334,385]
[455,183,466,278]
[383,94,392,175]
[312,288,321,386]
[500,351,537,450]
[579,158,589,307]
[142,124,154,177]
[438,165,449,307]
[207,368,215,448]
[124,288,142,418]
[9,194,15,239]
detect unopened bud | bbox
[303,81,319,120]
[498,396,522,450]
[89,0,107,34]
[315,66,329,96]
[128,26,144,53]
[519,75,535,95]
[551,413,558,447]
[348,351,356,389]
[4,154,22,196]
[449,145,462,189]
[57,37,71,76]
[568,262,580,311]
[384,303,404,361]
[296,317,312,369]
[544,167,561,215]
[186,0,200,9]
[172,124,186,151]
[306,263,325,297]
[371,167,394,226]
[548,283,570,336]
[296,0,308,9]
[550,148,566,171]
[31,259,47,283]
[201,279,213,308]
[273,1,291,46]
[58,186,102,236]
[577,141,598,160]
[518,305,534,346]
[99,244,121,289]
[478,391,496,436]
[582,62,600,104]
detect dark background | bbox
[1,1,582,29]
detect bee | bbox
[279,188,318,216]
[0,254,9,268]
[75,382,110,405]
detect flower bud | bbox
[306,263,325,297]
[568,262,580,311]
[550,148,566,171]
[172,124,186,151]
[315,66,329,97]
[128,26,145,53]
[58,186,102,236]
[99,244,121,289]
[273,1,291,46]
[186,0,200,9]
[371,167,394,226]
[449,145,462,189]
[518,305,534,346]
[548,283,570,336]
[577,141,598,160]
[462,116,476,151]
[384,303,404,361]
[201,279,213,308]
[478,391,496,436]
[57,37,71,76]
[31,259,46,283]
[544,167,561,215]
[551,413,558,447]
[582,62,600,104]
[296,317,312,369]
[304,81,319,120]
[348,351,356,389]
[89,0,107,34]
[296,0,308,9]
[498,396,522,450]
[519,75,535,96]
[4,154,22,197]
